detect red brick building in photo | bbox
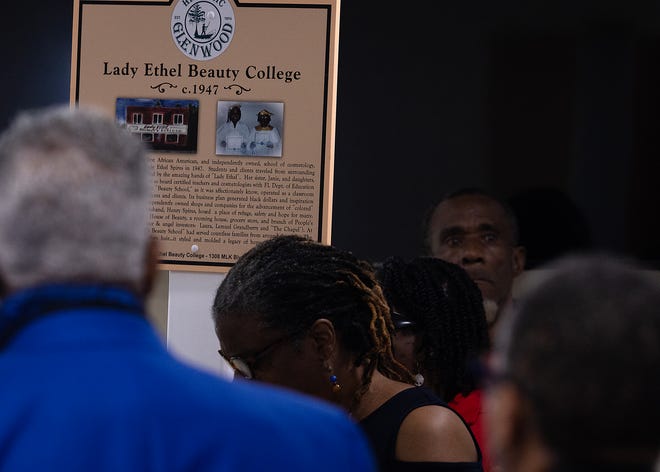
[126,104,192,150]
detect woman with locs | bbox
[212,235,484,472]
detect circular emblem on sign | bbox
[171,0,235,61]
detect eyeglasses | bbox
[391,309,416,330]
[218,333,295,380]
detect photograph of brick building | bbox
[116,98,199,152]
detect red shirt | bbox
[449,389,492,472]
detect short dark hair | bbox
[376,256,490,399]
[212,235,412,407]
[226,105,241,122]
[497,253,660,460]
[421,187,520,255]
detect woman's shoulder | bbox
[396,401,480,463]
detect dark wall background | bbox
[4,1,660,268]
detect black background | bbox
[4,1,660,268]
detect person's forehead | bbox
[432,195,511,232]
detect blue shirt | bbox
[0,284,376,471]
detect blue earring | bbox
[327,363,342,393]
[330,374,342,393]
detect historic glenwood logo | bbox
[171,0,235,61]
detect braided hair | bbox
[376,256,490,400]
[212,235,412,408]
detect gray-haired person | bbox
[0,105,376,471]
[486,253,660,472]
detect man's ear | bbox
[308,318,337,362]
[140,236,160,296]
[512,246,526,276]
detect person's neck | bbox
[350,370,412,421]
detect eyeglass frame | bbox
[217,330,302,380]
[391,309,417,330]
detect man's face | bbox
[427,194,525,313]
